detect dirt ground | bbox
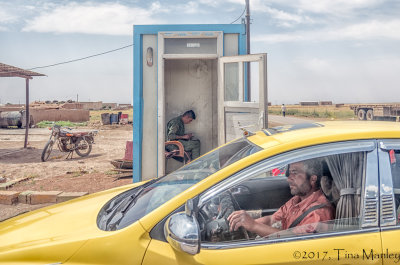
[0,124,133,221]
[0,115,322,221]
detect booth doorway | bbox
[164,59,218,172]
[160,54,268,175]
[156,30,267,176]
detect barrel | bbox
[120,114,128,124]
[101,113,110,125]
[117,112,122,123]
[110,113,118,124]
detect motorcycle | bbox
[41,124,98,162]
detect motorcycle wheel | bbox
[75,137,92,157]
[41,140,54,162]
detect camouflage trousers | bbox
[179,139,201,159]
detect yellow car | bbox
[1,121,400,265]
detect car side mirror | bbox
[185,197,199,217]
[164,212,200,255]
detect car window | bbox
[265,217,360,240]
[388,149,400,224]
[97,137,261,231]
[198,149,366,244]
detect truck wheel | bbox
[366,109,374,121]
[357,109,366,120]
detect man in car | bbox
[166,110,200,160]
[227,159,335,237]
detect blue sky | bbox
[0,0,399,104]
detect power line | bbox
[29,7,245,71]
[27,44,133,71]
[2,9,246,73]
[230,7,246,24]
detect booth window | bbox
[224,62,239,101]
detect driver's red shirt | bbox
[271,190,335,233]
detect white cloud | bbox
[337,20,400,40]
[297,57,332,73]
[0,9,18,31]
[251,0,385,15]
[220,0,388,27]
[261,5,314,27]
[269,54,400,104]
[295,0,385,14]
[220,0,314,27]
[226,0,382,12]
[254,19,400,43]
[180,1,201,14]
[149,1,162,12]
[22,2,165,35]
[198,0,219,7]
[0,9,18,24]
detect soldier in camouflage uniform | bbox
[166,110,200,159]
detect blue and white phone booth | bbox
[133,24,268,182]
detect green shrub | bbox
[269,106,356,120]
[36,120,87,128]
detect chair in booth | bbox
[165,141,191,165]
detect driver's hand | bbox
[227,210,255,232]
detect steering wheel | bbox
[226,189,250,240]
[199,189,249,242]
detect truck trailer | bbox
[350,104,400,121]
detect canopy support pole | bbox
[24,78,29,148]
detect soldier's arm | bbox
[174,135,191,140]
[167,123,190,140]
[167,122,190,140]
[167,123,179,140]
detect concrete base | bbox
[0,190,89,205]
[0,191,20,205]
[29,191,62,205]
[57,192,89,203]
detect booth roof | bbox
[0,62,45,79]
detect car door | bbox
[378,140,400,265]
[142,140,382,265]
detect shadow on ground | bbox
[0,148,103,164]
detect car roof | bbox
[248,121,400,150]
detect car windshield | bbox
[97,137,262,231]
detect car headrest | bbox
[320,175,340,202]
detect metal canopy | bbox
[0,62,45,148]
[0,63,45,79]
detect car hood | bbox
[0,184,139,264]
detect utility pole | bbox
[245,0,251,101]
[246,0,250,55]
[77,94,79,102]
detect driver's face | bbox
[286,162,312,196]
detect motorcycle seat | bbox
[59,130,92,137]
